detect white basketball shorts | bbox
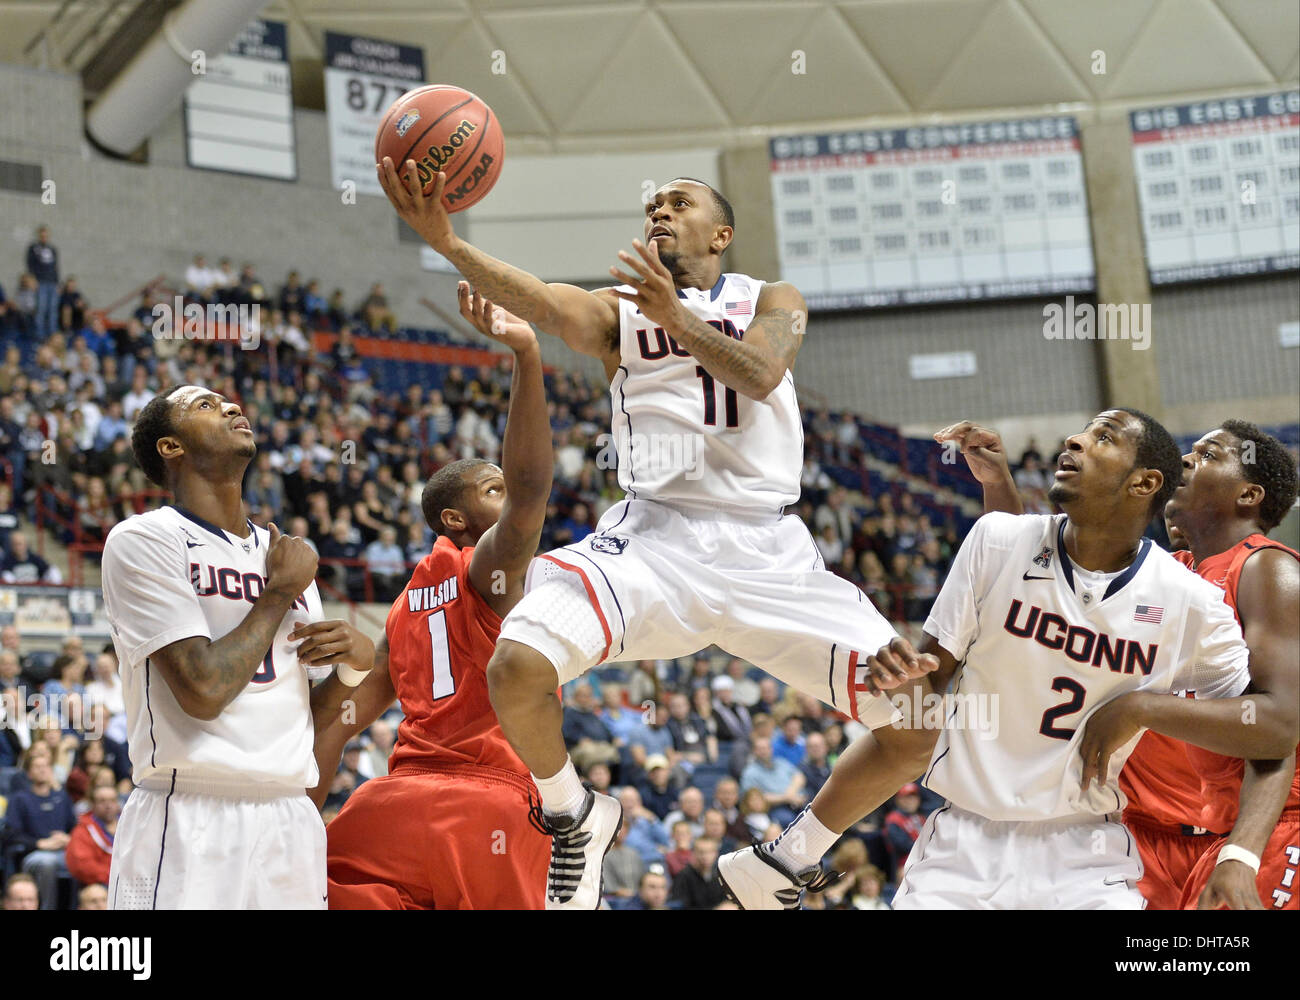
[498,498,901,729]
[109,773,327,910]
[891,803,1146,909]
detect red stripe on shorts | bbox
[540,554,613,664]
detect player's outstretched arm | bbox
[460,288,554,617]
[377,158,619,365]
[934,420,1022,516]
[147,523,318,721]
[1080,548,1298,782]
[1199,751,1295,909]
[610,238,802,400]
[307,635,395,810]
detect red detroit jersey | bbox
[1175,535,1300,833]
[385,535,528,776]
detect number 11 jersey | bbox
[612,272,802,517]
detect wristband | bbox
[1215,844,1260,873]
[336,664,372,688]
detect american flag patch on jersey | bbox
[1134,605,1164,624]
[725,300,751,316]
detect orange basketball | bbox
[375,84,503,213]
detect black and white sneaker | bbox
[531,789,623,910]
[717,845,840,910]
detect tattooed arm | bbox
[377,159,619,368]
[665,281,805,400]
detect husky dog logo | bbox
[590,535,628,555]
[395,111,420,137]
[1032,546,1052,569]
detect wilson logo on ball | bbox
[444,153,496,205]
[415,120,477,187]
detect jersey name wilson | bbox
[406,573,459,613]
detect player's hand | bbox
[1078,692,1148,792]
[1197,859,1265,910]
[863,636,940,696]
[934,420,1013,485]
[265,522,319,601]
[377,156,457,255]
[289,620,375,672]
[610,238,688,332]
[458,282,536,353]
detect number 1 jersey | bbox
[611,272,802,517]
[921,512,1250,822]
[384,535,526,776]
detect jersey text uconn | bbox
[1003,599,1157,674]
[190,563,310,611]
[635,320,742,360]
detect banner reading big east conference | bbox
[1130,90,1300,285]
[324,31,427,197]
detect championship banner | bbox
[769,116,1095,310]
[1130,90,1300,285]
[325,31,427,196]
[183,19,295,181]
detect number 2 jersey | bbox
[100,505,323,791]
[384,535,528,777]
[612,272,802,517]
[921,512,1250,822]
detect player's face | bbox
[1048,410,1144,511]
[457,464,506,542]
[644,180,730,273]
[1164,430,1247,534]
[165,385,256,470]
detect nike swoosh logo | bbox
[1022,573,1052,581]
[186,541,202,549]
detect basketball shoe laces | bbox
[527,796,591,904]
[741,846,843,910]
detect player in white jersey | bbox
[378,162,920,908]
[720,408,1257,908]
[101,385,365,909]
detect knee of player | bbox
[486,640,556,703]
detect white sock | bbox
[532,758,587,819]
[767,806,838,872]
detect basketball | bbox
[374,84,503,212]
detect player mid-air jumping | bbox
[307,284,555,909]
[377,159,930,908]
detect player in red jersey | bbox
[1160,421,1299,909]
[1119,522,1221,909]
[301,284,554,909]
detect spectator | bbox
[26,227,58,337]
[663,820,695,877]
[601,819,645,906]
[6,749,76,909]
[661,786,706,841]
[710,674,751,744]
[753,677,780,717]
[637,754,678,821]
[65,785,119,887]
[724,658,761,707]
[624,659,658,709]
[739,786,772,842]
[598,682,642,748]
[319,518,365,600]
[800,731,833,797]
[2,533,63,584]
[365,719,395,778]
[77,883,109,910]
[771,714,806,767]
[884,782,927,881]
[665,690,715,765]
[671,835,727,910]
[739,735,805,828]
[3,873,39,910]
[617,786,671,866]
[363,525,407,602]
[701,807,738,854]
[561,682,619,774]
[627,868,670,911]
[184,254,218,300]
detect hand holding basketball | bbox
[378,157,458,255]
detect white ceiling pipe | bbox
[85,0,270,156]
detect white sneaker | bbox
[717,845,838,910]
[536,789,623,910]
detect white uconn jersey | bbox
[922,513,1249,822]
[101,506,322,790]
[612,273,802,515]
